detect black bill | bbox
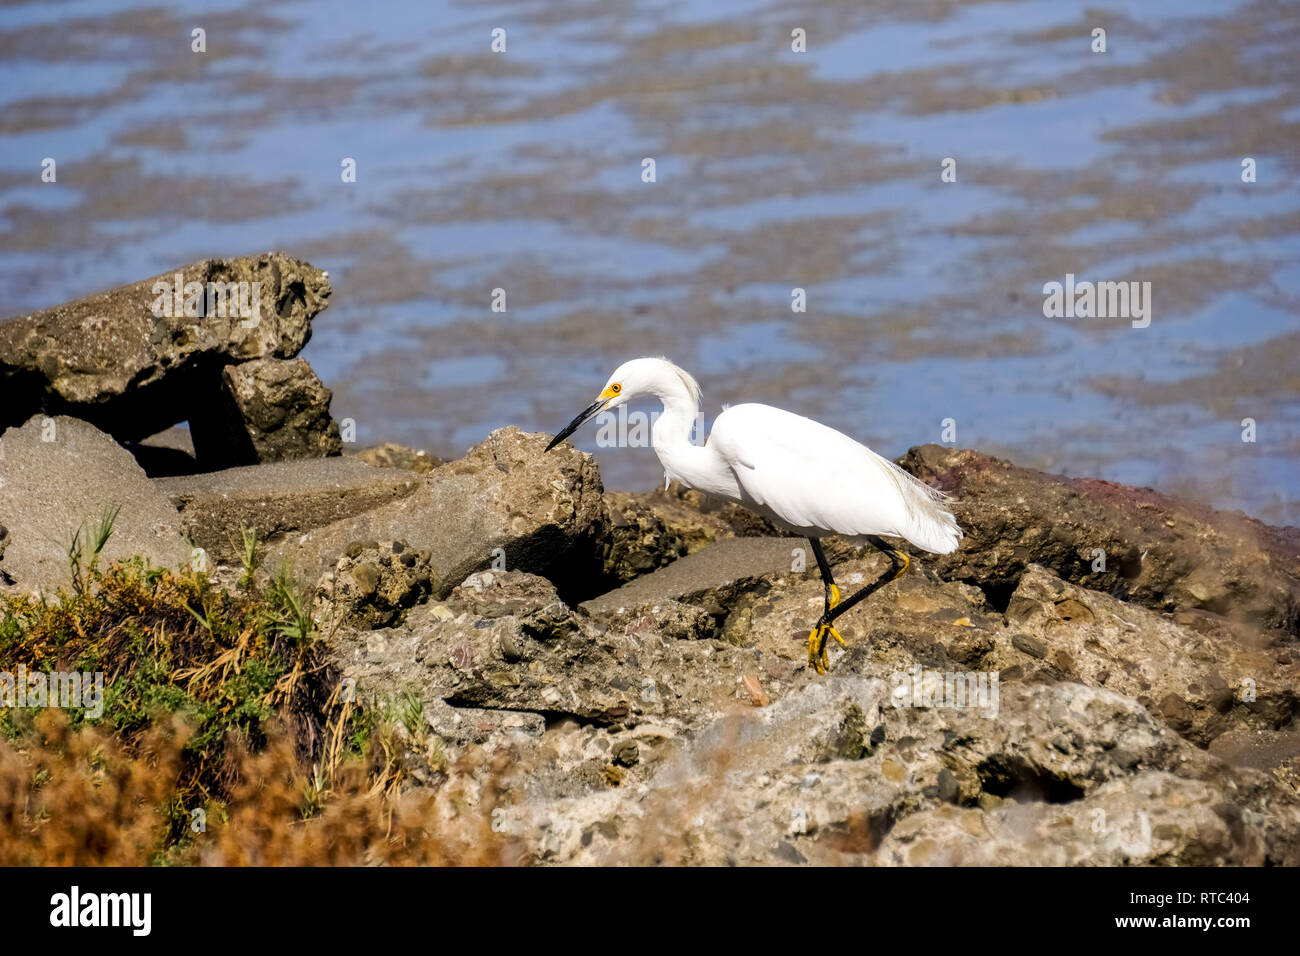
[545,399,606,452]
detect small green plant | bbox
[88,503,120,571]
[63,502,121,594]
[238,524,261,591]
[302,761,328,819]
[400,688,426,749]
[370,699,409,798]
[264,564,316,646]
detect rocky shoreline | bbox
[2,254,1298,865]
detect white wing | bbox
[707,404,962,553]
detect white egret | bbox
[546,357,963,672]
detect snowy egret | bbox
[546,357,963,673]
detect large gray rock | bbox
[875,770,1295,866]
[0,251,331,465]
[899,444,1300,637]
[479,680,1300,866]
[579,531,1296,754]
[709,546,1297,756]
[988,564,1299,746]
[267,427,610,602]
[581,536,808,619]
[331,568,778,732]
[156,456,423,564]
[0,415,189,591]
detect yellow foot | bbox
[892,551,910,580]
[829,583,841,609]
[807,621,847,674]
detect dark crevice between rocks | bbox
[0,524,11,587]
[682,576,779,620]
[932,546,1147,617]
[42,351,227,448]
[909,553,1022,614]
[276,279,308,321]
[974,755,1087,804]
[439,699,623,730]
[676,584,769,640]
[437,524,611,608]
[0,367,51,432]
[125,422,202,477]
[187,359,269,468]
[971,576,1020,614]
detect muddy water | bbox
[1,0,1296,523]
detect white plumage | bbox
[709,403,962,554]
[546,356,963,673]
[548,356,960,555]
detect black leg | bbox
[806,534,911,673]
[809,537,837,618]
[823,535,909,624]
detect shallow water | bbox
[1,0,1297,523]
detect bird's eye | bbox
[611,383,621,394]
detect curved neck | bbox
[648,380,738,497]
[650,381,700,451]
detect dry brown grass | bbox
[0,708,525,866]
[0,554,524,865]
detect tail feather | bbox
[872,450,963,554]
